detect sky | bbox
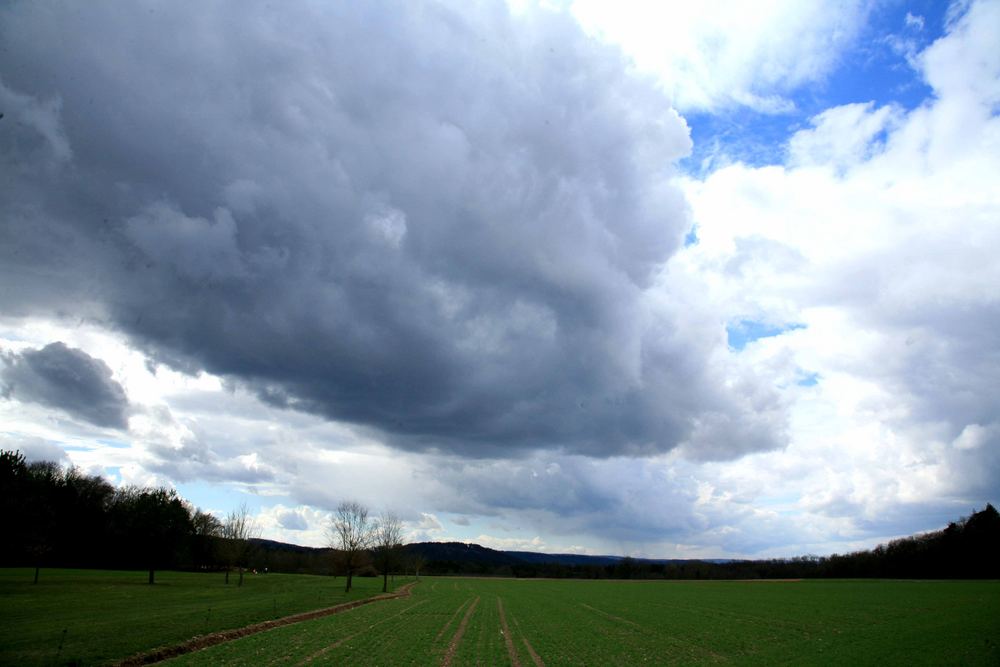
[1,0,998,559]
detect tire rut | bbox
[298,598,429,665]
[114,582,417,666]
[511,614,545,667]
[497,597,521,667]
[441,595,479,667]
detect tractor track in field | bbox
[114,582,417,666]
[436,596,473,642]
[511,614,545,667]
[297,598,429,665]
[579,602,644,630]
[441,595,479,667]
[497,598,521,667]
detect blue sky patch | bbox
[796,371,820,387]
[680,1,948,174]
[727,320,805,351]
[684,225,699,247]
[176,481,272,516]
[97,439,131,449]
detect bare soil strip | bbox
[441,595,479,667]
[496,598,521,667]
[435,597,472,642]
[511,615,545,667]
[114,582,417,666]
[298,598,429,665]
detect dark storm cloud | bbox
[0,1,784,458]
[1,342,129,429]
[419,454,704,543]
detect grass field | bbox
[163,577,1000,666]
[2,571,998,665]
[0,568,405,666]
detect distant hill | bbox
[250,537,329,555]
[403,541,521,567]
[243,504,999,580]
[248,537,720,570]
[397,541,734,577]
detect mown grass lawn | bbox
[0,568,402,666]
[165,577,1000,666]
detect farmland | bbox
[165,577,1000,666]
[2,570,998,665]
[0,568,404,666]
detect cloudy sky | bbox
[2,0,998,558]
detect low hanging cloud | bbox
[1,342,130,429]
[0,0,786,460]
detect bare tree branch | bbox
[223,502,259,586]
[374,511,403,592]
[328,500,373,593]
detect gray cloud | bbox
[278,510,308,531]
[0,433,70,464]
[1,342,129,429]
[0,1,784,459]
[419,454,703,544]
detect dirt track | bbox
[114,582,417,666]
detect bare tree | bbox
[409,552,427,580]
[223,503,259,586]
[373,511,403,593]
[328,500,373,593]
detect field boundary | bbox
[114,581,417,666]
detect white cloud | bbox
[256,504,332,547]
[669,0,1000,550]
[905,12,925,31]
[570,0,870,112]
[787,102,901,171]
[473,534,547,552]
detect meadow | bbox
[2,570,999,665]
[0,568,402,666]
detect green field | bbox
[164,577,1000,666]
[0,568,404,666]
[2,572,998,666]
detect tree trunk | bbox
[382,569,388,593]
[148,568,155,585]
[33,566,39,584]
[345,569,353,593]
[238,566,244,587]
[225,568,230,585]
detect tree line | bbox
[0,450,265,584]
[0,450,408,588]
